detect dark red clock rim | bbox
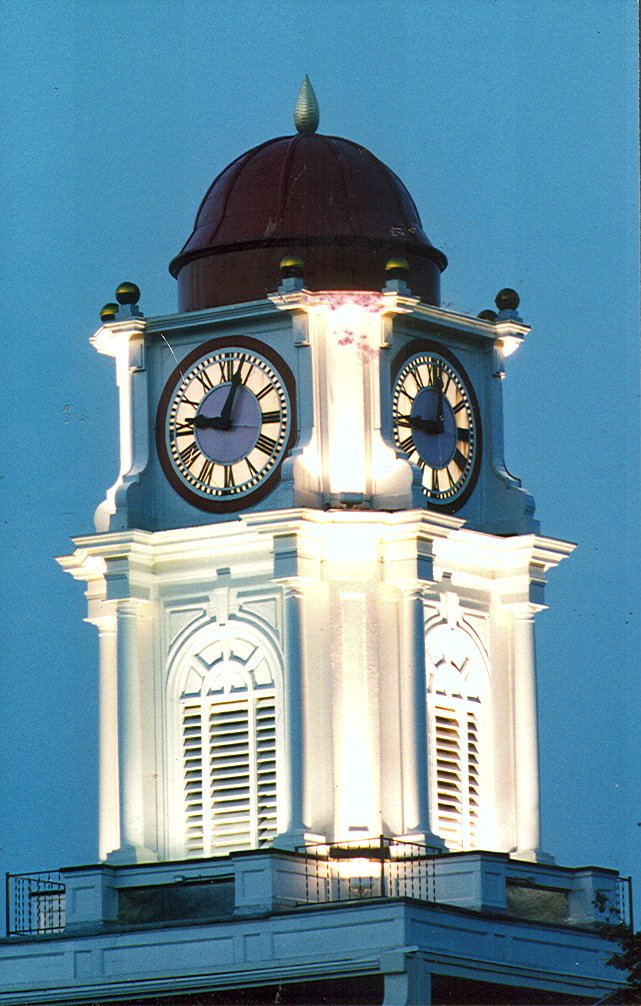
[156,335,297,513]
[390,338,482,513]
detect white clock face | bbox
[392,344,481,510]
[156,338,296,512]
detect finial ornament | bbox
[294,75,319,134]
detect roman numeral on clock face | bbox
[195,368,214,393]
[255,433,277,455]
[399,434,415,455]
[179,442,202,468]
[198,458,214,484]
[218,358,233,382]
[260,410,281,424]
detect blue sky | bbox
[0,0,638,918]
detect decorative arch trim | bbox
[165,614,283,858]
[425,617,491,852]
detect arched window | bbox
[425,620,489,852]
[168,619,281,858]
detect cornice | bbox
[144,299,281,336]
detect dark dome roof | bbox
[170,132,447,311]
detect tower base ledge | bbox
[511,847,556,865]
[272,830,326,852]
[104,844,159,865]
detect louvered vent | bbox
[434,707,463,847]
[210,701,251,853]
[182,704,205,855]
[180,688,277,857]
[467,712,480,846]
[256,698,277,846]
[431,703,482,851]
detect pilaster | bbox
[95,617,119,860]
[109,597,157,864]
[393,586,443,848]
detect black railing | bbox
[616,875,633,930]
[6,871,66,936]
[296,835,441,906]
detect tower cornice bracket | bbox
[59,530,157,602]
[434,530,575,608]
[90,317,147,359]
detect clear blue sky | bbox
[0,0,638,919]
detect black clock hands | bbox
[189,414,227,430]
[188,357,246,431]
[396,370,446,435]
[434,372,445,434]
[219,356,245,428]
[396,414,443,435]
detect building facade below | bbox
[1,841,629,1004]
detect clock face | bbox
[392,342,481,510]
[156,337,296,512]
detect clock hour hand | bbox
[218,356,245,429]
[397,414,441,434]
[188,414,228,430]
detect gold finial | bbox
[294,75,319,134]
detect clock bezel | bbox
[390,338,482,512]
[156,335,297,513]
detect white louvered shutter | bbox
[182,703,205,856]
[433,706,463,847]
[210,700,252,853]
[466,711,480,846]
[179,680,277,856]
[430,700,482,851]
[255,697,277,846]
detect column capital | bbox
[505,601,543,621]
[277,579,309,600]
[111,597,154,618]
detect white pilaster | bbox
[274,584,307,846]
[395,587,442,848]
[109,598,156,863]
[511,605,545,861]
[96,617,119,860]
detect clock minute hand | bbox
[435,379,445,434]
[219,356,245,429]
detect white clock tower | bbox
[58,80,572,870]
[4,80,628,1006]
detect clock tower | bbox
[59,79,571,868]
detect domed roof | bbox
[170,91,447,311]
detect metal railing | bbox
[616,875,633,930]
[6,871,66,936]
[296,835,441,906]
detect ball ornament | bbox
[100,303,119,322]
[385,257,410,278]
[116,281,141,305]
[280,255,304,279]
[495,288,520,311]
